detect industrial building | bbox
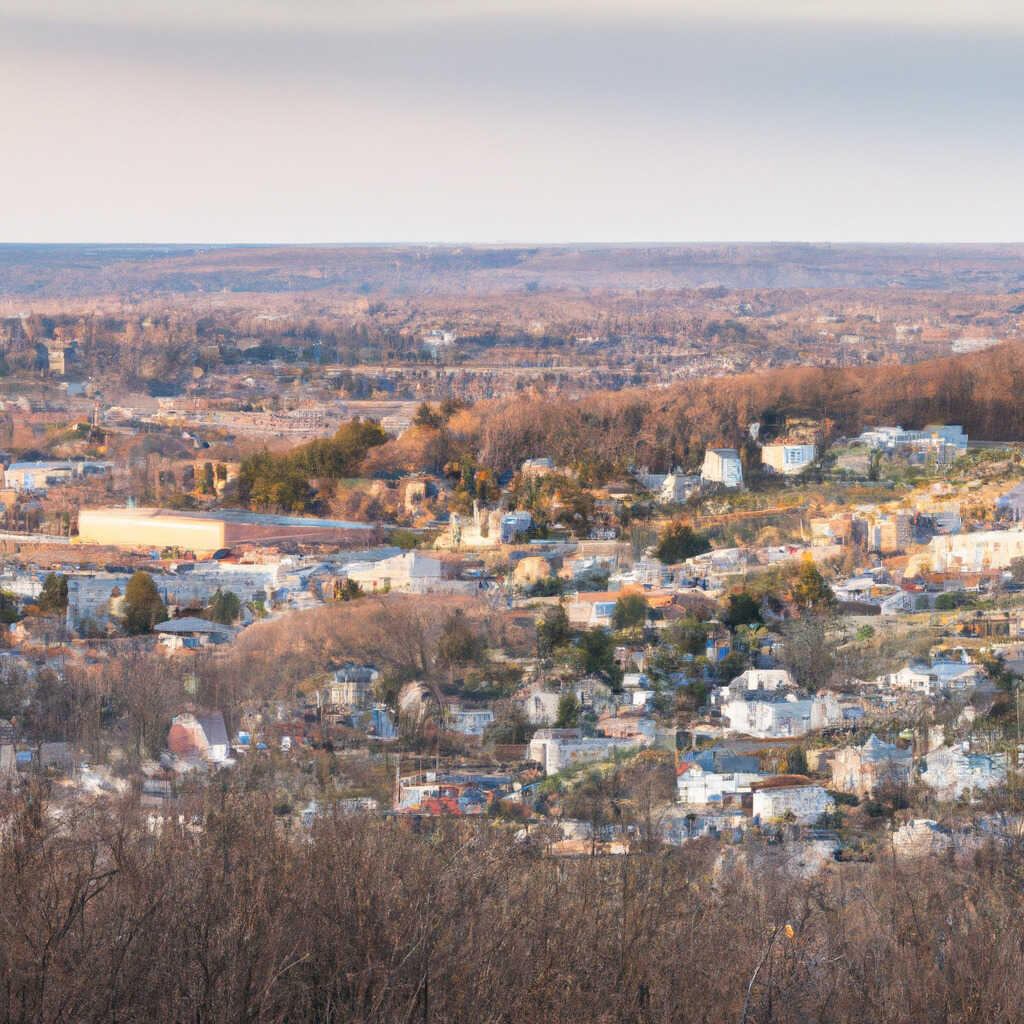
[76,507,374,554]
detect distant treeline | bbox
[0,312,430,393]
[5,242,1024,296]
[452,340,1024,471]
[3,790,1023,1023]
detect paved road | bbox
[0,531,70,545]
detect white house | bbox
[880,660,985,695]
[700,449,743,488]
[723,692,841,739]
[520,688,561,725]
[660,473,702,504]
[879,591,917,615]
[830,734,913,796]
[155,617,236,652]
[520,457,555,478]
[926,528,1024,572]
[752,784,834,825]
[712,668,794,708]
[325,665,380,709]
[167,711,230,764]
[731,668,794,692]
[921,746,1007,800]
[500,511,534,543]
[344,551,466,594]
[676,763,765,805]
[891,819,954,857]
[622,672,651,691]
[527,729,639,775]
[629,559,666,587]
[882,665,932,692]
[447,709,495,736]
[723,696,810,737]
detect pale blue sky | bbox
[2,0,1022,242]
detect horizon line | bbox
[2,240,1024,248]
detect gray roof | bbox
[155,617,235,636]
[998,482,1024,506]
[333,665,378,683]
[860,734,912,763]
[688,748,760,774]
[196,712,229,749]
[6,461,73,472]
[99,506,374,530]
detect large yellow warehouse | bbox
[76,507,374,554]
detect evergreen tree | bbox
[723,592,762,629]
[791,557,837,612]
[573,629,621,687]
[555,691,581,728]
[123,571,167,635]
[655,522,711,564]
[537,603,570,657]
[208,589,241,625]
[612,593,648,633]
[38,573,69,614]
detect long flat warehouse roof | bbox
[80,507,376,530]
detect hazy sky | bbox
[2,0,1023,242]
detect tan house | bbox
[761,442,816,475]
[831,734,912,797]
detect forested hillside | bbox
[452,340,1024,471]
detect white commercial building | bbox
[65,562,283,631]
[4,459,111,493]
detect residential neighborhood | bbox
[3,241,1024,1019]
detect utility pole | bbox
[1017,679,1021,746]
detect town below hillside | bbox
[2,247,1024,1021]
